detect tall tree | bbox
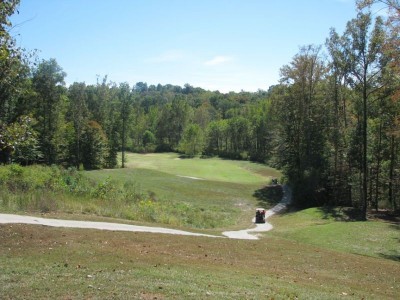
[277,45,328,207]
[67,82,88,168]
[156,98,191,150]
[340,12,386,220]
[357,0,400,212]
[0,0,32,124]
[206,119,228,155]
[226,116,250,157]
[325,29,353,205]
[81,120,108,170]
[179,123,205,156]
[118,82,132,168]
[32,58,67,164]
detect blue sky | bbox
[10,0,361,92]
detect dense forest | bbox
[1,0,399,218]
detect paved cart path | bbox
[0,186,291,240]
[222,185,291,239]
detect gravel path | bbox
[0,186,291,240]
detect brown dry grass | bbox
[1,223,399,299]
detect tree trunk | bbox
[374,120,382,211]
[388,134,397,210]
[122,118,126,168]
[361,72,368,221]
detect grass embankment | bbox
[269,207,400,261]
[0,153,279,230]
[1,153,399,299]
[1,223,399,299]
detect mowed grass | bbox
[83,153,281,229]
[268,208,400,261]
[1,224,399,299]
[124,153,281,184]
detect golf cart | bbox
[255,208,266,223]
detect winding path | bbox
[0,186,291,240]
[222,185,291,239]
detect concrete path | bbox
[222,185,291,240]
[0,214,217,238]
[0,186,291,240]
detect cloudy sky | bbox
[11,0,369,92]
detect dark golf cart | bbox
[255,208,266,223]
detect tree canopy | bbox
[1,1,399,215]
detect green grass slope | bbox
[83,153,281,229]
[269,207,400,260]
[124,152,281,184]
[1,153,399,299]
[0,153,281,230]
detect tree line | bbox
[1,0,399,217]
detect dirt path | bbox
[0,186,291,240]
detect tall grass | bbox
[0,163,238,229]
[0,164,90,213]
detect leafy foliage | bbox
[0,115,42,164]
[1,1,400,212]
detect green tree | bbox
[179,124,205,156]
[0,115,41,164]
[356,2,400,211]
[0,0,33,124]
[226,116,251,158]
[118,82,133,168]
[248,100,276,162]
[81,120,108,170]
[67,82,88,168]
[206,120,228,155]
[325,29,354,206]
[156,98,191,150]
[142,130,156,152]
[88,77,119,168]
[340,12,387,220]
[32,58,67,164]
[277,45,328,207]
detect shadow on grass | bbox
[253,184,283,208]
[178,154,195,159]
[379,249,400,262]
[369,210,400,224]
[318,206,365,221]
[386,224,400,253]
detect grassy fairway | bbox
[124,153,281,184]
[83,153,281,229]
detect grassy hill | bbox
[0,153,399,299]
[83,153,281,229]
[269,207,400,260]
[0,153,280,230]
[1,218,398,299]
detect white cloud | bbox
[204,55,234,66]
